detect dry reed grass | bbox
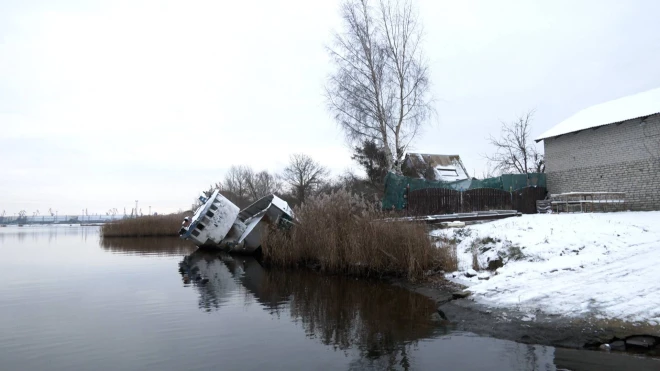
[262,189,444,281]
[437,243,458,272]
[100,214,188,237]
[430,234,459,272]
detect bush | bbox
[100,213,189,237]
[262,189,442,281]
[497,242,526,262]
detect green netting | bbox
[382,172,546,210]
[501,173,546,191]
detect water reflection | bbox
[100,237,197,256]
[0,225,95,244]
[179,249,444,367]
[178,251,243,311]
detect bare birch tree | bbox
[325,0,432,174]
[485,111,545,174]
[281,154,329,204]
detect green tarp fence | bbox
[382,172,546,210]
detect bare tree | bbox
[485,111,545,174]
[325,0,432,174]
[212,166,282,207]
[215,165,252,207]
[281,154,330,204]
[245,169,282,201]
[220,166,250,198]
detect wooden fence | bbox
[407,187,547,215]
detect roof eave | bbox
[536,111,660,143]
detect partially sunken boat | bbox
[179,190,294,254]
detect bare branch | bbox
[281,154,330,204]
[484,110,545,174]
[216,166,281,207]
[325,0,432,174]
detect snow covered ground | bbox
[432,212,660,324]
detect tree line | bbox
[193,145,394,211]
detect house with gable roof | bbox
[536,87,660,210]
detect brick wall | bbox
[544,113,660,210]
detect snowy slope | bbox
[432,212,660,324]
[536,87,660,141]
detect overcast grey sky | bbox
[1,0,659,215]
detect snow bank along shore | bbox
[432,212,660,324]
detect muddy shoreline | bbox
[392,274,660,357]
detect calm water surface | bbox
[0,226,657,371]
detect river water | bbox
[0,225,657,371]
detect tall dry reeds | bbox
[100,214,188,237]
[262,189,442,281]
[437,242,458,272]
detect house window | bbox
[436,167,459,177]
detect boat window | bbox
[210,205,218,211]
[191,230,200,237]
[196,223,205,231]
[206,211,215,218]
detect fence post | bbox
[510,186,513,211]
[460,190,463,213]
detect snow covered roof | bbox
[535,87,660,142]
[403,153,469,182]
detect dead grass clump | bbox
[470,240,481,271]
[262,189,443,281]
[100,214,188,237]
[437,243,458,272]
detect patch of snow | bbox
[521,313,536,322]
[536,87,660,141]
[434,212,660,323]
